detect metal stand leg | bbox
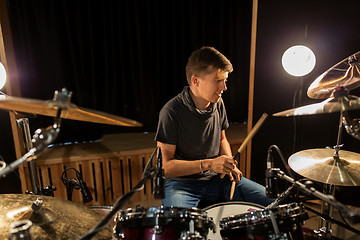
[17,118,41,195]
[316,184,335,239]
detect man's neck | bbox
[189,87,211,110]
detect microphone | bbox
[65,178,80,189]
[78,178,93,203]
[265,147,278,199]
[63,177,79,201]
[153,147,165,199]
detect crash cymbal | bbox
[273,95,360,117]
[0,194,112,239]
[0,94,142,127]
[288,148,360,186]
[308,51,360,99]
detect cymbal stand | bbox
[0,86,69,193]
[17,118,41,195]
[317,108,345,238]
[0,117,61,176]
[317,184,335,238]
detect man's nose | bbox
[222,80,227,91]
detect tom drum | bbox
[203,201,264,240]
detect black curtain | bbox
[6,0,252,143]
[1,0,252,193]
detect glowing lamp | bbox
[0,62,6,90]
[282,45,316,77]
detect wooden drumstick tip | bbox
[230,181,236,200]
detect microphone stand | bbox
[79,147,161,240]
[0,89,71,194]
[265,183,296,209]
[0,148,37,178]
[269,168,360,235]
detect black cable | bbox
[79,146,160,240]
[339,207,355,230]
[303,205,360,235]
[61,167,80,186]
[142,146,160,178]
[292,84,299,153]
[268,145,295,179]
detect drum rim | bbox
[88,205,113,210]
[202,201,264,211]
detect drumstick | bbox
[221,113,268,179]
[222,113,268,200]
[230,181,236,200]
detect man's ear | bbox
[191,75,198,86]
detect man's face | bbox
[196,68,228,104]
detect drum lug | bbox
[154,224,163,235]
[113,226,125,239]
[154,216,164,235]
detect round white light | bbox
[282,45,316,77]
[0,62,6,90]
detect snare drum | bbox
[220,202,309,240]
[114,206,215,239]
[203,201,264,240]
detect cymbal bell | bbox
[288,148,360,186]
[273,94,360,117]
[0,194,112,239]
[0,93,142,127]
[308,51,360,99]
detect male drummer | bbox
[155,46,272,208]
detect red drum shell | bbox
[114,206,214,240]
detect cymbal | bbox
[0,194,112,239]
[308,51,360,99]
[288,148,360,186]
[273,95,360,117]
[0,94,142,127]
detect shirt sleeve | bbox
[219,98,229,130]
[154,105,178,145]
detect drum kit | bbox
[1,51,360,239]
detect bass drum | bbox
[203,201,263,240]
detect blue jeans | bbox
[161,174,273,208]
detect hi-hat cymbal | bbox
[0,194,112,239]
[308,51,360,99]
[0,94,142,127]
[288,149,360,186]
[273,95,360,117]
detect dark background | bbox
[1,0,360,204]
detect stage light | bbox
[0,61,6,90]
[282,45,316,77]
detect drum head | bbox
[203,201,263,240]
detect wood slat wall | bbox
[19,123,247,208]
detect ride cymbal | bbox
[308,51,360,99]
[288,148,360,186]
[0,194,112,239]
[273,95,360,117]
[0,94,142,127]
